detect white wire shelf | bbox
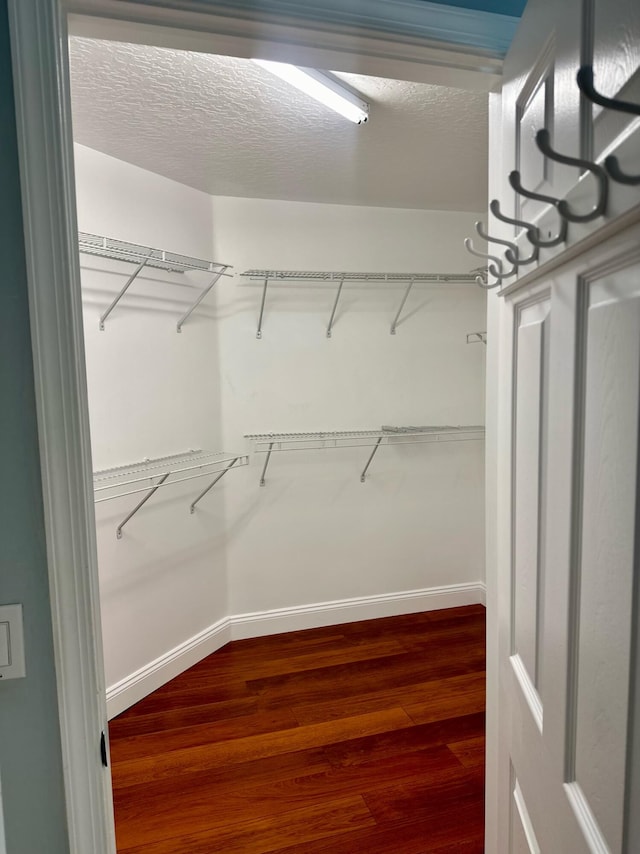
[240,269,480,338]
[78,232,233,332]
[93,450,248,538]
[245,426,485,485]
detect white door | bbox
[487,0,640,850]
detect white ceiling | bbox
[68,38,488,211]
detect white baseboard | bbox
[477,581,487,606]
[106,617,231,719]
[230,582,486,640]
[106,581,485,718]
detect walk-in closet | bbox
[61,30,487,852]
[7,0,640,850]
[68,30,488,851]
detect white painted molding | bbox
[7,1,116,852]
[477,581,487,607]
[231,582,487,639]
[67,0,503,93]
[65,0,517,56]
[107,582,486,718]
[107,618,232,718]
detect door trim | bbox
[7,2,116,851]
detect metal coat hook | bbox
[477,217,537,271]
[603,155,640,186]
[577,65,640,116]
[464,238,503,288]
[490,198,557,258]
[507,172,568,248]
[489,199,539,243]
[535,129,608,222]
[474,272,497,290]
[474,221,520,262]
[576,66,640,185]
[471,266,496,290]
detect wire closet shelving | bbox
[241,269,481,338]
[78,233,233,332]
[93,450,248,538]
[245,426,485,485]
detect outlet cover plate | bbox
[0,604,26,680]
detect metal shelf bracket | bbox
[94,450,248,538]
[257,275,269,339]
[390,276,415,334]
[260,442,275,486]
[99,251,152,330]
[190,457,239,512]
[360,436,383,482]
[177,267,228,333]
[326,276,345,338]
[466,332,487,344]
[116,472,170,539]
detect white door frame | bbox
[6,2,501,851]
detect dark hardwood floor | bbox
[108,604,486,853]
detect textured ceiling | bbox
[68,38,488,211]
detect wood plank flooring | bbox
[108,604,486,853]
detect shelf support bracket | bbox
[259,442,274,486]
[360,437,383,482]
[390,277,416,334]
[466,332,487,344]
[256,275,269,339]
[116,471,170,539]
[177,267,227,332]
[189,458,238,512]
[99,251,153,330]
[326,276,345,338]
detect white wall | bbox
[209,196,487,615]
[75,145,228,697]
[74,147,486,713]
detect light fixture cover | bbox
[253,60,369,124]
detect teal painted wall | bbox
[0,0,70,851]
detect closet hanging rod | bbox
[77,232,232,331]
[242,270,479,283]
[241,269,479,338]
[79,233,232,274]
[94,451,248,501]
[245,426,485,485]
[94,456,245,496]
[247,426,485,448]
[93,450,248,537]
[93,449,238,487]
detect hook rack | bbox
[246,426,485,486]
[78,233,233,331]
[241,269,480,337]
[93,450,249,538]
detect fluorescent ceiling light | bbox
[253,60,369,124]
